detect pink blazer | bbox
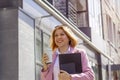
[41,47,95,80]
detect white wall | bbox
[88,0,106,52]
[19,18,35,80]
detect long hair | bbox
[50,25,78,51]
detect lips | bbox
[57,40,62,43]
[56,40,63,43]
[56,40,64,46]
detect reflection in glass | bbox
[90,60,99,80]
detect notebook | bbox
[59,53,82,74]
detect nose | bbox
[56,35,62,39]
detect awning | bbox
[111,64,120,71]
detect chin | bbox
[57,45,63,48]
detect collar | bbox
[56,46,71,54]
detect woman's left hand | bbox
[58,70,71,80]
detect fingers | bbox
[59,70,71,80]
[42,53,49,64]
[41,53,49,71]
[60,70,68,73]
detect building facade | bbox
[0,0,120,80]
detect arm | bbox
[70,49,95,80]
[41,52,57,80]
[41,63,52,80]
[40,53,53,80]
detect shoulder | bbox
[73,47,86,54]
[74,48,89,62]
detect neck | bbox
[58,45,69,54]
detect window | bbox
[35,28,51,80]
[53,0,67,16]
[35,28,42,80]
[106,16,113,43]
[118,30,120,49]
[34,12,61,80]
[112,23,117,47]
[45,0,88,27]
[90,60,100,80]
[106,15,118,47]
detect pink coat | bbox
[41,47,95,80]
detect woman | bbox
[41,25,94,80]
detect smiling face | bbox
[54,29,70,49]
[50,25,78,51]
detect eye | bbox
[54,34,58,37]
[60,33,64,36]
[60,33,65,36]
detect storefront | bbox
[111,64,120,80]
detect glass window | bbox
[53,0,67,16]
[90,60,100,80]
[43,32,50,50]
[35,28,42,80]
[35,13,62,80]
[35,30,42,61]
[44,0,88,27]
[76,0,87,11]
[106,16,113,43]
[35,29,51,80]
[43,32,52,63]
[117,26,120,48]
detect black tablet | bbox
[59,53,82,74]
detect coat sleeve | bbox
[70,49,95,80]
[40,64,52,80]
[40,52,56,80]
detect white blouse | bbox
[53,51,60,80]
[53,47,71,80]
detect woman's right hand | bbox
[42,53,49,71]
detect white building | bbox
[0,0,120,80]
